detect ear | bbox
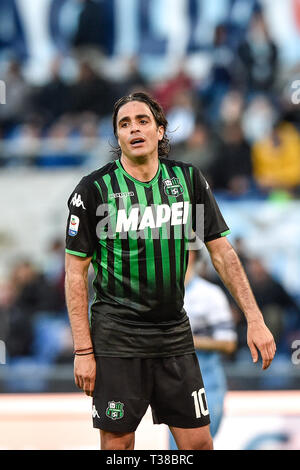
[158,125,164,141]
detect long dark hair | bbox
[112,92,170,158]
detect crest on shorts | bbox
[106,401,124,420]
[163,178,184,198]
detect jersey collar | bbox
[116,158,161,188]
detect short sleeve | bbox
[192,167,230,242]
[65,178,99,258]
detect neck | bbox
[120,154,159,182]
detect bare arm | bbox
[193,336,237,355]
[65,253,96,396]
[206,237,276,369]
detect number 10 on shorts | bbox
[191,388,209,418]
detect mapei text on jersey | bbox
[95,201,198,239]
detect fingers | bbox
[75,373,83,390]
[83,376,95,397]
[75,374,95,396]
[248,322,277,370]
[261,351,273,370]
[74,356,96,395]
[262,340,277,370]
[248,340,258,364]
[251,338,276,370]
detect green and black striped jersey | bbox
[65,157,230,357]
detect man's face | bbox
[116,101,164,160]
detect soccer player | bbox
[65,92,276,450]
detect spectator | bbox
[112,57,147,99]
[69,60,115,117]
[234,258,300,353]
[53,324,74,365]
[218,89,244,125]
[72,0,109,54]
[0,59,32,133]
[167,89,197,145]
[151,69,193,113]
[200,24,236,122]
[247,258,300,342]
[0,281,14,346]
[237,11,278,93]
[172,119,219,176]
[233,236,252,270]
[33,57,71,125]
[209,121,253,195]
[211,24,235,92]
[252,121,300,193]
[4,115,42,164]
[6,260,63,357]
[43,239,66,312]
[76,112,100,148]
[242,95,278,144]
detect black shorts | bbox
[92,353,210,433]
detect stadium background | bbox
[0,0,300,450]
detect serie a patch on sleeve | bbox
[69,215,80,236]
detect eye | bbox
[120,122,128,128]
[140,119,148,124]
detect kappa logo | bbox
[71,193,86,209]
[163,178,184,198]
[106,401,124,420]
[92,405,100,419]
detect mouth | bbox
[130,137,145,147]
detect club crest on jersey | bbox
[68,215,80,236]
[163,178,184,198]
[106,401,124,420]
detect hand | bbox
[247,319,276,370]
[74,354,96,397]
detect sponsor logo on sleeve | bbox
[69,215,80,236]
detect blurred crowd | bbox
[0,241,69,362]
[0,6,300,198]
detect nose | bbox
[130,120,141,133]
